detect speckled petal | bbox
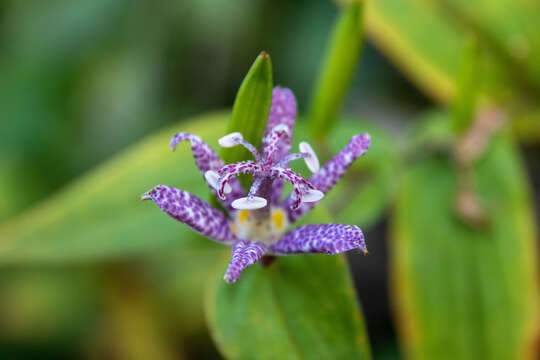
[285,133,371,222]
[217,161,263,199]
[262,87,297,205]
[224,240,267,283]
[169,132,244,211]
[270,167,316,210]
[269,224,366,255]
[142,185,236,244]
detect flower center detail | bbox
[205,125,324,213]
[230,208,289,244]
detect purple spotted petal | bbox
[224,240,267,283]
[169,132,244,211]
[262,87,297,205]
[142,185,236,244]
[269,167,315,210]
[269,224,366,255]
[217,161,263,199]
[285,133,371,222]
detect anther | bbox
[231,196,268,210]
[299,142,320,173]
[205,170,231,194]
[218,132,243,147]
[301,189,324,203]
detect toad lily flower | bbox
[142,87,371,283]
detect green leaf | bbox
[0,112,227,264]
[452,37,480,134]
[391,116,540,359]
[441,0,540,90]
[364,0,540,142]
[221,52,273,164]
[364,0,511,103]
[206,253,371,360]
[309,1,364,140]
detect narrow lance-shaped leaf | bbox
[220,51,273,164]
[452,37,480,135]
[391,114,540,359]
[309,1,364,140]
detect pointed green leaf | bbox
[309,2,364,140]
[221,52,273,164]
[391,114,540,359]
[206,253,371,360]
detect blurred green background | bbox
[0,0,539,359]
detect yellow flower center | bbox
[231,207,288,244]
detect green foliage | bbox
[318,119,398,228]
[221,52,273,165]
[206,252,371,360]
[0,112,227,264]
[452,38,480,134]
[391,115,539,359]
[309,1,364,140]
[365,0,540,141]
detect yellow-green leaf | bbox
[391,116,540,359]
[0,112,228,264]
[364,0,512,103]
[452,37,480,134]
[309,1,364,140]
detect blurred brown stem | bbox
[453,107,505,228]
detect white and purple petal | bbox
[262,87,297,204]
[224,240,267,283]
[217,161,264,199]
[169,132,245,211]
[285,133,371,222]
[269,224,367,255]
[269,167,316,210]
[142,185,236,244]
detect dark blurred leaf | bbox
[0,269,97,344]
[101,266,182,360]
[206,252,371,359]
[309,2,364,140]
[319,119,397,228]
[221,52,273,164]
[391,120,540,358]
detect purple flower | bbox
[142,87,371,283]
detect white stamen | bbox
[231,196,267,210]
[218,132,243,148]
[299,142,320,173]
[205,170,231,194]
[273,124,290,135]
[301,189,324,203]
